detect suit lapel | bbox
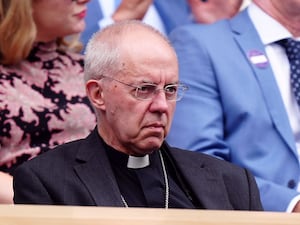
[73,129,123,206]
[229,10,296,153]
[167,146,233,209]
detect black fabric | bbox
[103,140,196,208]
[13,128,263,210]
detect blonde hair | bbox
[0,0,82,65]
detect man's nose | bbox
[149,91,170,113]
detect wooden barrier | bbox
[0,204,300,225]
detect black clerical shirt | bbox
[103,142,197,208]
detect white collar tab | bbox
[127,155,150,169]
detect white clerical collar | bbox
[127,155,150,169]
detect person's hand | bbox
[292,201,300,212]
[0,171,13,204]
[112,0,153,22]
[188,0,243,24]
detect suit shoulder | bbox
[17,138,86,169]
[170,19,230,38]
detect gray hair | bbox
[84,20,172,82]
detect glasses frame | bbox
[99,75,188,101]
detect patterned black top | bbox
[0,42,96,173]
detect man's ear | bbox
[86,80,106,110]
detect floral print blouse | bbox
[0,42,96,173]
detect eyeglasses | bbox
[100,75,188,101]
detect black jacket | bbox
[13,129,263,210]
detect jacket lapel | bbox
[73,129,123,206]
[166,145,233,209]
[229,10,296,153]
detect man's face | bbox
[99,31,179,156]
[187,0,243,24]
[270,0,300,18]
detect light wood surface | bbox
[0,205,299,225]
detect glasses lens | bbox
[175,84,188,101]
[164,84,178,100]
[135,83,188,101]
[136,84,158,100]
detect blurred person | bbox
[80,0,246,49]
[0,0,95,203]
[167,0,300,212]
[13,21,262,211]
[188,0,244,24]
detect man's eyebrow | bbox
[138,80,157,85]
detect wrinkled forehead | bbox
[117,61,179,87]
[118,42,176,77]
[119,25,176,58]
[120,29,177,65]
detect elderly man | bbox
[13,21,262,210]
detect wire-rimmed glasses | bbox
[99,75,188,101]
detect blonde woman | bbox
[0,0,95,203]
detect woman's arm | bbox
[0,171,13,204]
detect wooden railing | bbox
[0,204,299,225]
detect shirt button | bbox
[287,180,296,189]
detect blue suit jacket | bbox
[167,9,300,212]
[81,0,191,47]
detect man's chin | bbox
[144,137,164,150]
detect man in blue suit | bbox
[167,0,300,212]
[80,0,245,49]
[80,0,191,48]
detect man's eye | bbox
[138,85,156,93]
[165,85,177,93]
